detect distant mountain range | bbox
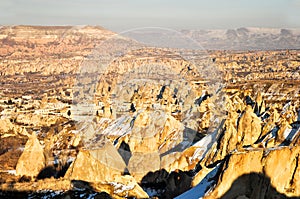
[181,27,300,50]
[1,25,300,50]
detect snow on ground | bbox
[191,120,225,162]
[175,164,221,199]
[100,115,132,137]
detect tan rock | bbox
[216,111,239,160]
[261,108,280,138]
[66,140,126,182]
[200,102,240,165]
[204,150,264,199]
[276,119,292,143]
[264,146,300,197]
[128,152,160,182]
[158,115,184,153]
[134,110,150,127]
[204,146,300,198]
[161,146,200,172]
[16,133,45,177]
[129,135,158,153]
[237,105,261,146]
[71,134,81,147]
[89,140,126,172]
[0,118,14,135]
[161,152,181,172]
[254,91,263,114]
[127,111,184,154]
[192,166,214,187]
[232,94,245,112]
[78,121,97,141]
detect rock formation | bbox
[0,26,299,198]
[237,105,261,147]
[66,140,126,182]
[15,133,45,178]
[204,146,300,199]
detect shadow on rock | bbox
[0,180,112,199]
[37,161,72,180]
[221,172,299,199]
[141,169,193,199]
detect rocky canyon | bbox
[0,25,299,199]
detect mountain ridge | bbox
[181,27,300,50]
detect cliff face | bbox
[204,146,300,199]
[0,26,299,198]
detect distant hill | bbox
[181,27,300,50]
[1,25,299,51]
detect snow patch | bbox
[1,170,16,175]
[110,181,135,194]
[283,127,292,140]
[175,164,221,199]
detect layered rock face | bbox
[0,26,299,198]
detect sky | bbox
[0,0,299,31]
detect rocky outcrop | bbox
[65,140,148,198]
[128,152,160,182]
[0,26,300,198]
[237,105,261,147]
[15,133,45,178]
[0,119,14,133]
[66,140,126,182]
[127,111,184,154]
[108,175,149,198]
[204,146,300,198]
[161,146,201,172]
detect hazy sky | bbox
[1,0,299,31]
